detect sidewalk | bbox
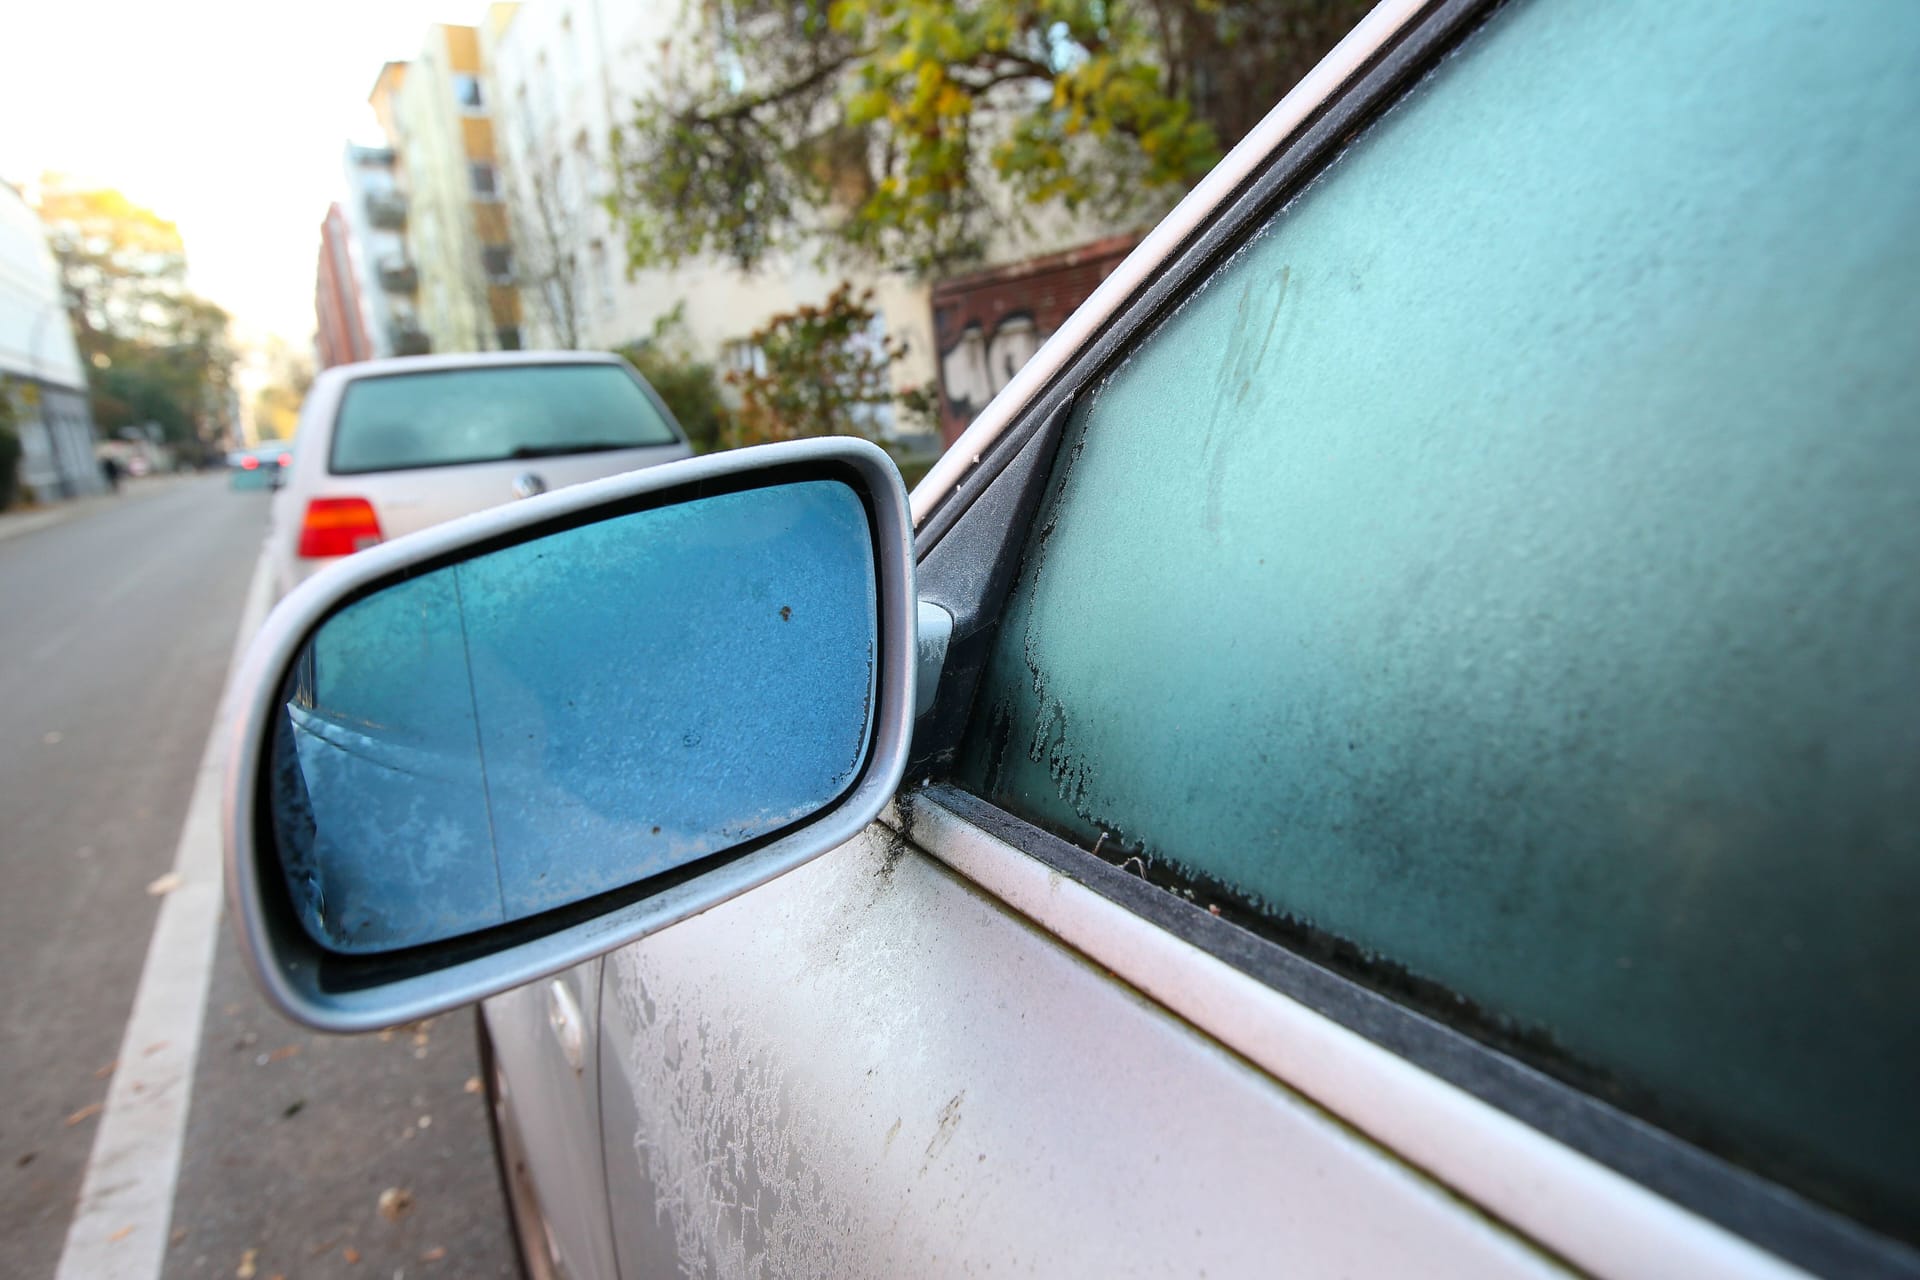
[0,474,202,545]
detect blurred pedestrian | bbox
[100,454,121,492]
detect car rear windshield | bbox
[328,363,681,475]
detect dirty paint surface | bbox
[959,0,1920,1238]
[273,479,878,952]
[595,823,1556,1278]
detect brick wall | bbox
[930,233,1137,444]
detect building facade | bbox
[371,27,523,355]
[315,203,374,369]
[0,181,103,501]
[337,144,428,359]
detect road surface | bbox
[0,477,516,1280]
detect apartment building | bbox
[314,204,372,368]
[370,25,523,355]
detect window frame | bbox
[901,0,1920,1275]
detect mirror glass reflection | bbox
[269,479,878,954]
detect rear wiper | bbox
[507,441,633,459]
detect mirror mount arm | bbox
[915,600,953,720]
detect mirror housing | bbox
[224,437,916,1032]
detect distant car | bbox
[228,441,293,491]
[265,352,692,598]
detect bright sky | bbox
[0,0,488,351]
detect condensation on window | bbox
[959,0,1920,1240]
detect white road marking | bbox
[54,550,274,1280]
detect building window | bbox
[722,339,768,378]
[482,244,514,283]
[470,162,499,199]
[452,74,484,110]
[496,326,523,351]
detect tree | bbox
[615,306,732,453]
[721,283,933,447]
[37,180,236,450]
[251,340,314,442]
[504,155,588,349]
[610,0,1369,275]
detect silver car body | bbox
[266,350,692,599]
[474,1,1920,1277]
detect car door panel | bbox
[596,821,1563,1279]
[483,959,619,1280]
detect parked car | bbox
[265,351,693,598]
[227,440,293,491]
[224,3,1920,1278]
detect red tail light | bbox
[298,497,383,558]
[241,456,259,470]
[277,453,292,467]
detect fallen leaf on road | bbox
[236,1247,257,1278]
[462,1076,482,1095]
[146,872,183,896]
[265,1044,301,1064]
[93,1060,116,1079]
[143,1041,169,1057]
[108,1225,134,1242]
[343,1245,361,1264]
[171,1228,188,1245]
[377,1186,415,1222]
[422,1246,447,1262]
[65,1102,103,1127]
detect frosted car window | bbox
[958,0,1920,1240]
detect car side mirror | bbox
[224,438,916,1031]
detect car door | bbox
[594,0,1920,1276]
[482,960,619,1280]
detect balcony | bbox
[366,192,407,230]
[389,325,431,357]
[377,256,418,293]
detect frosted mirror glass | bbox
[266,480,878,953]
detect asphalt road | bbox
[0,477,516,1280]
